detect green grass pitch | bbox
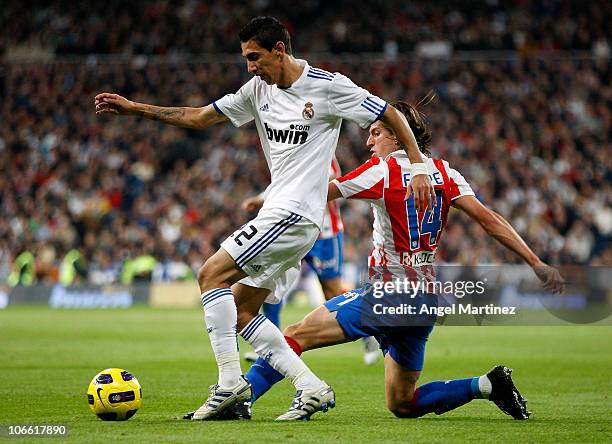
[1,305,610,443]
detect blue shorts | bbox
[304,233,343,281]
[324,287,435,371]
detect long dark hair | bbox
[388,91,436,157]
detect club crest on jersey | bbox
[302,102,314,119]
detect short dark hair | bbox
[238,16,292,55]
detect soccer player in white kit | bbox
[95,16,434,421]
[242,157,347,305]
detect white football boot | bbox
[275,383,336,421]
[190,376,251,420]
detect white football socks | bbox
[201,288,242,389]
[240,314,324,391]
[478,375,493,399]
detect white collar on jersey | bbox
[383,150,428,163]
[277,59,309,90]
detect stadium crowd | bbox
[2,0,610,57]
[0,3,610,287]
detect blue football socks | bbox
[245,357,284,402]
[262,302,282,328]
[408,377,484,416]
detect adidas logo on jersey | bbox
[264,122,310,145]
[259,103,269,112]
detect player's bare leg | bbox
[320,278,381,367]
[197,248,248,292]
[233,283,272,331]
[383,354,421,417]
[284,305,349,351]
[318,277,381,365]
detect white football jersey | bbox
[214,59,387,228]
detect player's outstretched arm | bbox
[94,93,227,129]
[454,195,565,294]
[380,105,435,212]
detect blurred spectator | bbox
[564,221,595,264]
[7,250,35,287]
[1,1,610,56]
[58,247,87,286]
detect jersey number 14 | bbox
[406,191,443,250]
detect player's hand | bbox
[242,196,264,213]
[406,173,436,212]
[533,263,565,294]
[95,93,137,116]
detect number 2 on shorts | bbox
[234,225,258,246]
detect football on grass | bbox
[87,368,142,421]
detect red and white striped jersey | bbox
[333,150,474,280]
[320,157,344,239]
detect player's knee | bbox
[283,322,309,350]
[283,322,301,339]
[387,386,419,418]
[197,259,223,292]
[196,263,212,291]
[390,406,420,418]
[388,401,420,418]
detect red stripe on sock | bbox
[284,336,302,356]
[410,388,419,407]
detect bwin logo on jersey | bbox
[264,123,310,144]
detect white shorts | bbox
[221,208,319,304]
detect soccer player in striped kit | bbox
[241,97,565,420]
